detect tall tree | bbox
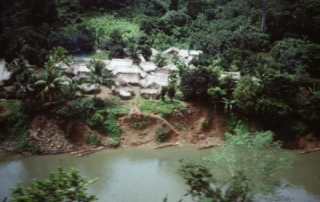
[33,64,69,104]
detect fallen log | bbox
[78,147,104,157]
[300,148,320,154]
[154,143,178,149]
[197,145,216,150]
[70,146,103,155]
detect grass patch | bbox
[86,50,109,60]
[174,122,186,131]
[83,14,142,41]
[139,100,187,117]
[139,129,150,136]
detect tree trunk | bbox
[261,0,267,33]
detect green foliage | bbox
[139,99,187,117]
[173,93,185,101]
[84,14,142,42]
[103,112,121,138]
[49,24,96,53]
[9,167,98,202]
[179,125,292,202]
[130,115,148,130]
[53,99,95,119]
[174,122,186,131]
[32,64,69,104]
[161,86,168,101]
[156,128,168,142]
[180,66,219,101]
[0,101,34,143]
[167,84,177,101]
[80,59,115,97]
[87,112,104,127]
[84,134,101,146]
[108,137,120,147]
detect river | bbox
[1,147,320,202]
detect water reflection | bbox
[0,148,319,202]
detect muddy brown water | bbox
[1,147,320,202]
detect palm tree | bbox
[47,46,72,67]
[33,64,69,104]
[80,60,115,97]
[8,55,34,80]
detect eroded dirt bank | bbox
[0,101,319,155]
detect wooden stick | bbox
[78,147,104,157]
[70,146,103,155]
[300,148,320,154]
[154,143,178,149]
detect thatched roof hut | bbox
[140,74,169,88]
[139,61,157,72]
[140,82,161,100]
[106,59,133,71]
[113,65,143,85]
[163,64,177,71]
[113,78,134,99]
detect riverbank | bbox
[1,96,319,156]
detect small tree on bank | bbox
[179,124,292,202]
[9,167,98,202]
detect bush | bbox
[156,128,168,142]
[92,97,106,108]
[84,134,101,146]
[87,112,104,127]
[103,113,121,138]
[0,101,34,142]
[108,137,120,147]
[109,45,127,59]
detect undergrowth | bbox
[139,100,187,117]
[84,134,101,146]
[84,14,142,41]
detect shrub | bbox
[108,137,120,147]
[92,97,106,108]
[87,112,104,127]
[0,101,34,142]
[103,113,121,138]
[84,134,101,146]
[156,128,168,142]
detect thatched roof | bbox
[163,47,180,55]
[80,83,96,92]
[116,73,140,85]
[139,61,157,72]
[154,68,171,76]
[178,49,189,58]
[163,64,177,71]
[220,72,241,80]
[140,82,161,95]
[106,59,133,71]
[140,74,169,88]
[190,50,203,57]
[113,65,141,75]
[0,61,11,85]
[151,48,159,57]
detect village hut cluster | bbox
[0,46,242,100]
[67,47,206,100]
